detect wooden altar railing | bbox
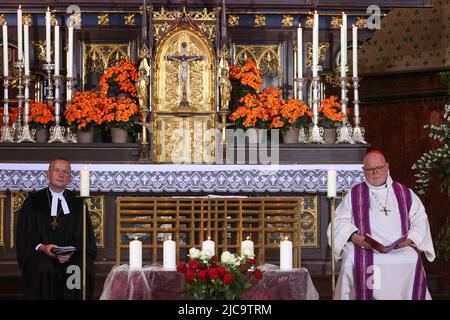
[115,197,304,267]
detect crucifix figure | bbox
[166,42,204,108]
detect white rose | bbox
[221,251,237,265]
[200,250,213,260]
[188,247,200,259]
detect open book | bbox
[363,234,408,253]
[51,246,77,256]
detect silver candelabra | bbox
[0,76,14,143]
[16,74,36,142]
[336,76,354,144]
[351,77,367,143]
[48,74,67,143]
[65,76,77,143]
[307,76,325,143]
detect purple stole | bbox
[351,181,428,300]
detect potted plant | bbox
[318,95,345,143]
[28,101,55,143]
[99,60,139,142]
[64,90,105,143]
[177,248,262,300]
[102,95,139,143]
[229,59,263,113]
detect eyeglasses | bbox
[363,164,386,174]
[50,168,71,175]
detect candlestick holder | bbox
[351,77,367,144]
[48,75,67,143]
[307,76,325,144]
[16,75,36,143]
[76,195,93,301]
[0,76,15,143]
[296,77,306,102]
[43,63,55,105]
[336,76,354,144]
[65,76,78,143]
[14,59,25,128]
[298,126,308,143]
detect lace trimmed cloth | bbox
[99,264,319,300]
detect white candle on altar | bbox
[80,167,90,197]
[163,236,176,270]
[340,12,347,78]
[54,23,59,76]
[241,236,254,257]
[24,23,29,76]
[129,238,142,269]
[2,23,8,77]
[280,236,293,271]
[296,22,302,79]
[327,167,337,198]
[67,24,73,78]
[45,8,51,63]
[17,6,23,61]
[202,237,215,256]
[352,24,358,78]
[312,11,319,77]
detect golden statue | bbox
[219,47,231,111]
[137,57,150,110]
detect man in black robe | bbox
[16,158,97,299]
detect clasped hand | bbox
[39,244,74,263]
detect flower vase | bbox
[323,128,337,144]
[111,127,128,143]
[35,127,49,143]
[77,128,94,143]
[282,127,300,144]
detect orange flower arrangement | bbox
[100,60,139,98]
[318,95,345,128]
[229,59,263,91]
[64,90,105,131]
[29,101,55,129]
[229,87,310,129]
[65,60,140,133]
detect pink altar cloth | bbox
[100,264,319,300]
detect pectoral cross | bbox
[381,207,391,216]
[51,217,58,231]
[165,42,204,108]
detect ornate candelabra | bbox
[48,75,67,143]
[65,76,78,143]
[0,76,14,143]
[43,63,54,106]
[307,76,325,143]
[16,75,36,142]
[336,75,354,144]
[351,77,367,143]
[14,59,25,133]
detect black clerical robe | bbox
[16,188,97,300]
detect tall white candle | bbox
[17,6,23,61]
[67,25,73,78]
[54,23,59,76]
[327,167,337,198]
[280,236,293,271]
[340,12,347,78]
[80,167,90,197]
[2,24,8,77]
[241,236,254,257]
[352,25,358,78]
[312,11,319,77]
[129,238,142,269]
[45,8,51,63]
[202,237,215,256]
[163,236,176,270]
[296,22,302,79]
[24,24,29,76]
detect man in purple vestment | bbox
[328,151,435,300]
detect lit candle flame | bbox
[207,236,211,240]
[246,236,250,240]
[168,236,171,240]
